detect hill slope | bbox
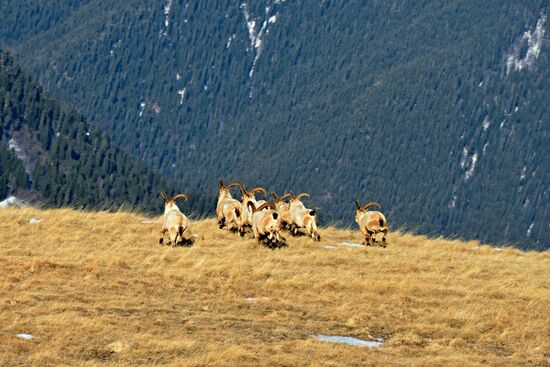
[0,207,549,366]
[0,1,549,249]
[0,50,180,211]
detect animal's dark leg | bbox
[159,229,167,245]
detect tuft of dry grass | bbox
[0,207,549,366]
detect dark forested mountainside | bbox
[0,51,184,212]
[0,1,548,249]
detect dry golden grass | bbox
[0,207,549,366]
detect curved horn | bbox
[355,200,361,210]
[241,184,249,196]
[362,201,381,210]
[247,201,257,213]
[271,191,280,202]
[225,182,242,191]
[161,192,169,202]
[257,203,276,211]
[296,193,310,200]
[172,194,188,202]
[250,187,268,196]
[228,182,247,196]
[280,193,293,202]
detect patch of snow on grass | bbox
[336,242,363,248]
[16,334,34,340]
[312,335,383,347]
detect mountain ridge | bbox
[0,1,548,249]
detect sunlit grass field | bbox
[0,207,548,366]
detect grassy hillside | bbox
[0,208,548,366]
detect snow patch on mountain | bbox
[139,101,161,116]
[527,222,534,237]
[226,34,236,48]
[178,88,186,105]
[241,1,284,85]
[0,196,24,209]
[460,147,479,181]
[139,102,146,117]
[162,0,173,35]
[520,166,527,181]
[482,142,489,155]
[448,194,458,209]
[482,116,491,131]
[8,138,32,175]
[506,14,546,74]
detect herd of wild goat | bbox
[159,179,388,248]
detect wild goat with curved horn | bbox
[354,200,388,247]
[216,179,243,231]
[288,192,321,241]
[159,192,195,246]
[272,191,293,229]
[247,201,286,246]
[235,183,269,236]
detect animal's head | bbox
[236,183,268,202]
[372,230,387,245]
[218,179,240,199]
[289,192,310,206]
[272,192,292,204]
[161,192,188,211]
[354,200,381,223]
[260,203,281,231]
[247,201,275,214]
